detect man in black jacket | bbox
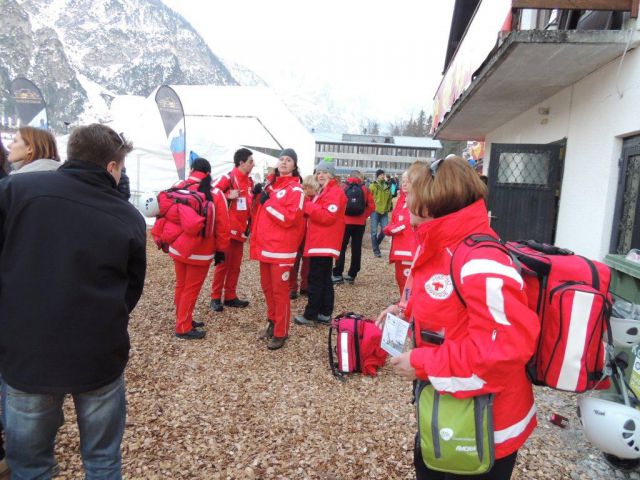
[0,124,146,478]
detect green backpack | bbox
[416,381,495,475]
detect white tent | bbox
[168,85,316,177]
[57,86,314,215]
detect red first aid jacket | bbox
[250,175,305,264]
[343,177,375,226]
[153,172,230,266]
[303,178,347,259]
[212,167,253,243]
[382,191,417,263]
[405,200,539,459]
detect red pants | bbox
[394,261,412,297]
[289,253,310,292]
[211,239,244,300]
[260,262,292,338]
[174,260,209,334]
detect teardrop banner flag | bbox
[155,85,186,180]
[10,77,48,129]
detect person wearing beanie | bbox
[369,168,393,258]
[294,158,346,327]
[250,148,305,350]
[210,148,255,312]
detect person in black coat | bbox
[0,124,146,478]
[117,166,131,199]
[0,136,8,179]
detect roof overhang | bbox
[434,29,640,140]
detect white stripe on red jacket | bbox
[405,200,539,459]
[250,175,305,264]
[303,178,347,259]
[212,167,254,243]
[383,191,417,263]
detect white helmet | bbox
[610,316,640,347]
[140,192,160,217]
[578,393,640,459]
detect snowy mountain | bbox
[0,0,364,134]
[0,0,237,131]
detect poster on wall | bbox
[10,77,48,129]
[155,85,187,180]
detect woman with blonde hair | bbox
[7,127,60,174]
[383,169,418,296]
[378,156,538,480]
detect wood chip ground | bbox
[51,236,638,479]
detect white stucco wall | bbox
[485,44,640,260]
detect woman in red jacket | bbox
[294,159,346,326]
[378,157,539,480]
[383,171,417,297]
[154,158,230,340]
[251,149,305,350]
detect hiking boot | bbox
[332,275,344,284]
[344,275,355,284]
[192,320,205,329]
[267,336,287,350]
[210,299,224,312]
[258,321,274,340]
[374,252,382,258]
[175,329,206,340]
[223,298,249,308]
[299,289,308,296]
[294,315,317,326]
[289,290,299,300]
[317,314,331,324]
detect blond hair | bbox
[407,156,487,219]
[302,174,320,195]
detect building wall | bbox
[485,46,640,260]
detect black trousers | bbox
[304,257,334,319]
[333,224,365,278]
[415,433,518,480]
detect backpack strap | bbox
[328,318,343,379]
[354,316,362,373]
[450,234,516,308]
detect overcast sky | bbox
[163,0,455,123]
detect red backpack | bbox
[158,187,215,239]
[328,313,388,379]
[451,235,613,393]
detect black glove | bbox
[214,251,225,265]
[252,183,263,195]
[259,190,270,205]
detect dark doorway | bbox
[488,142,565,243]
[611,135,640,254]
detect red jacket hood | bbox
[414,200,491,264]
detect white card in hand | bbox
[381,313,410,357]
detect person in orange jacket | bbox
[250,149,305,350]
[210,148,255,312]
[383,171,417,296]
[294,158,347,326]
[154,158,230,339]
